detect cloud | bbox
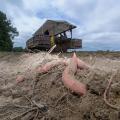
[0,0,120,50]
[51,0,120,41]
[23,0,49,13]
[0,0,46,47]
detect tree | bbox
[13,47,24,52]
[0,11,18,51]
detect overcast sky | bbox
[0,0,120,51]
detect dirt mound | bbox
[0,59,120,120]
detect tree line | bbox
[0,11,19,51]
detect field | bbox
[0,51,120,120]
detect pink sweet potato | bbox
[62,67,87,95]
[37,60,66,73]
[68,52,78,74]
[77,58,90,69]
[62,53,87,95]
[16,75,25,83]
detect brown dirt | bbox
[0,52,120,120]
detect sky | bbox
[0,0,120,51]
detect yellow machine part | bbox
[50,35,55,47]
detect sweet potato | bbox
[16,75,25,83]
[68,52,78,74]
[77,58,90,69]
[37,59,66,73]
[62,53,87,95]
[62,67,87,95]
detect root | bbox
[58,107,78,114]
[33,108,39,120]
[11,96,48,119]
[103,71,120,110]
[11,107,37,120]
[55,93,67,106]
